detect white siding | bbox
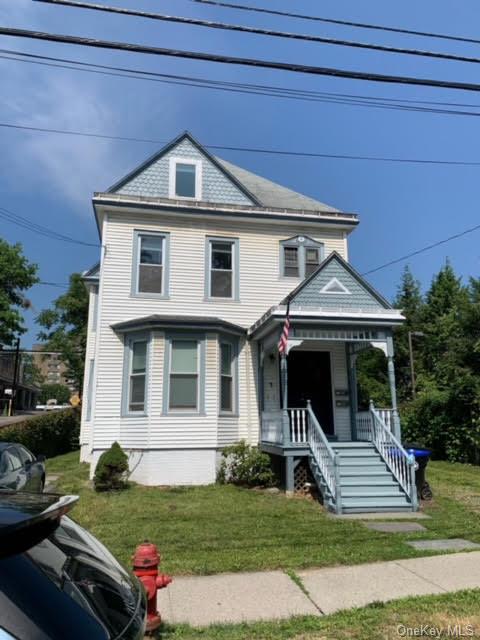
[85,207,351,482]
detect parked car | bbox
[0,491,147,639]
[0,443,46,492]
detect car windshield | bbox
[27,516,143,640]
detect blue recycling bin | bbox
[404,444,433,500]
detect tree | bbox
[39,383,71,404]
[0,239,38,346]
[36,273,89,392]
[392,266,424,400]
[22,354,44,387]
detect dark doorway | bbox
[287,351,335,435]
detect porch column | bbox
[346,344,358,440]
[386,335,401,441]
[281,353,290,445]
[285,455,294,496]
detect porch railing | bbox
[356,408,394,440]
[306,401,341,511]
[369,401,418,510]
[288,408,309,443]
[260,411,284,444]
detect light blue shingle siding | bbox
[292,257,387,310]
[115,138,254,205]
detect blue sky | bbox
[1,0,480,347]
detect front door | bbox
[287,351,335,435]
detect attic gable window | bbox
[280,236,324,280]
[169,157,202,200]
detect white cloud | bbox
[0,58,125,214]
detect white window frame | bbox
[132,230,170,298]
[169,157,203,200]
[168,339,200,412]
[122,334,150,416]
[219,341,236,415]
[207,237,239,301]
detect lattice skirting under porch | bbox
[294,459,316,496]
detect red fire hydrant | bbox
[132,541,172,633]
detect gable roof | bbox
[107,131,260,205]
[282,251,393,309]
[105,131,341,214]
[216,157,340,213]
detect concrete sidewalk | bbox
[158,551,480,627]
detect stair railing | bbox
[306,400,342,513]
[369,400,418,511]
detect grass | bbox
[156,590,480,639]
[47,452,480,576]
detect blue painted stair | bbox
[323,442,414,514]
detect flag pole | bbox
[280,297,291,412]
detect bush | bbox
[39,383,71,405]
[402,384,480,463]
[217,441,276,488]
[0,408,80,458]
[94,442,129,492]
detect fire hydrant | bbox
[132,541,172,633]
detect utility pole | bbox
[10,338,21,416]
[408,331,424,398]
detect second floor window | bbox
[133,231,169,297]
[208,239,237,299]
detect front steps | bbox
[325,442,414,514]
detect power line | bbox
[3,120,480,167]
[3,27,480,92]
[33,0,480,67]
[186,0,480,47]
[5,48,480,118]
[363,223,480,275]
[0,206,99,247]
[38,281,70,287]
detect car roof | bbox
[0,442,25,452]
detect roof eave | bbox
[92,195,359,229]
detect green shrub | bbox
[217,440,276,488]
[39,383,71,405]
[0,408,80,457]
[402,383,480,463]
[94,442,129,492]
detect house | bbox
[80,132,417,514]
[32,344,77,393]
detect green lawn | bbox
[48,452,480,575]
[158,590,480,639]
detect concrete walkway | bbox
[158,551,480,627]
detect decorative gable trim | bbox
[106,131,260,205]
[281,251,393,309]
[320,277,351,295]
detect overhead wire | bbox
[185,0,480,47]
[33,0,480,66]
[4,27,480,92]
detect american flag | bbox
[278,299,291,355]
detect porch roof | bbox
[248,305,405,340]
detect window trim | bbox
[131,230,170,299]
[205,236,240,302]
[218,336,239,416]
[280,236,324,280]
[163,332,206,416]
[85,358,95,422]
[168,156,203,200]
[121,331,151,417]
